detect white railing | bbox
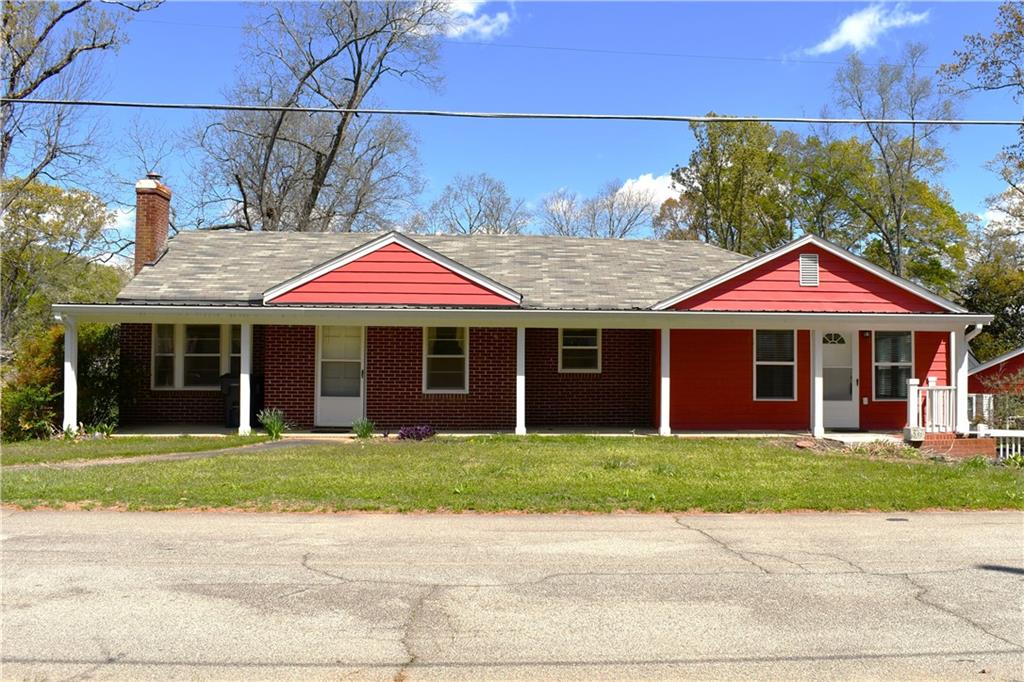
[968,393,994,423]
[908,378,956,433]
[976,425,1024,461]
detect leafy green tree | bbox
[958,228,1024,361]
[1,179,126,344]
[670,116,793,255]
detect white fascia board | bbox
[52,303,992,332]
[261,231,522,305]
[652,234,966,314]
[968,346,1024,376]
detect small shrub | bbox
[398,425,435,441]
[1,383,59,441]
[1001,452,1024,469]
[257,408,291,440]
[91,422,116,438]
[352,418,375,439]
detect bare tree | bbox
[578,181,656,239]
[196,1,447,232]
[428,173,530,235]
[834,43,956,277]
[1,0,160,211]
[539,188,583,236]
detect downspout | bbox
[965,323,984,343]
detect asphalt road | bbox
[2,510,1022,681]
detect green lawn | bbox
[1,436,1020,512]
[1,435,266,466]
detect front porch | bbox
[54,306,983,440]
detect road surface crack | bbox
[394,585,441,682]
[901,573,1023,650]
[673,518,771,574]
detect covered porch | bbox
[54,304,988,438]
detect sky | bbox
[86,1,1020,235]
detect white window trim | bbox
[151,323,236,392]
[872,330,914,402]
[753,329,798,402]
[422,327,469,394]
[558,328,602,374]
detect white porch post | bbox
[659,328,671,436]
[61,316,78,432]
[810,329,824,438]
[515,326,526,435]
[952,327,969,435]
[238,323,253,436]
[906,378,920,430]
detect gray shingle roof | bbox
[118,231,750,310]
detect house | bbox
[968,346,1024,394]
[53,175,992,438]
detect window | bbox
[559,329,601,373]
[153,324,175,388]
[874,331,912,400]
[229,325,242,375]
[424,327,468,393]
[152,323,241,390]
[754,330,796,400]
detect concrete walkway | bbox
[2,439,334,472]
[2,510,1021,681]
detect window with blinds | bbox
[873,331,912,400]
[755,330,796,400]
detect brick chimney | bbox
[133,172,172,275]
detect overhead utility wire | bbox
[4,98,1021,127]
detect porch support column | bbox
[61,316,78,432]
[952,327,969,435]
[810,329,824,439]
[659,328,671,436]
[239,323,253,436]
[515,327,526,435]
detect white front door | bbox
[822,331,859,430]
[315,326,364,427]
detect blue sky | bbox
[94,1,1019,232]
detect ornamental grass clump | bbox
[352,419,375,439]
[257,408,291,440]
[398,425,435,441]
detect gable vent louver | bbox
[799,253,819,287]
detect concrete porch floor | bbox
[113,423,904,444]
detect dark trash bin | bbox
[221,374,265,429]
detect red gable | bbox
[667,243,949,313]
[266,238,519,306]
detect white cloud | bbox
[618,173,677,206]
[806,4,929,55]
[446,2,511,41]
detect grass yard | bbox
[1,436,1021,512]
[0,435,266,467]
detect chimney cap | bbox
[146,171,162,181]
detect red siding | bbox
[365,326,516,430]
[675,245,946,313]
[269,242,516,306]
[969,353,1024,393]
[525,328,654,427]
[858,330,949,430]
[668,329,812,430]
[262,325,316,429]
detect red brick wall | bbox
[262,325,316,429]
[525,328,654,428]
[119,323,265,425]
[366,326,516,430]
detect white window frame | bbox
[422,327,469,394]
[872,331,914,402]
[558,328,602,374]
[151,323,177,389]
[151,323,237,391]
[753,329,798,402]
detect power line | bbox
[4,98,1021,127]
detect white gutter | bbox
[52,303,993,332]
